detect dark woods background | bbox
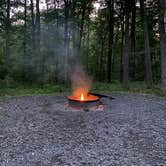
[0,0,166,90]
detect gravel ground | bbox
[0,93,166,166]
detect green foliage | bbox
[0,0,163,89]
[0,84,70,97]
[0,82,165,97]
[93,82,166,96]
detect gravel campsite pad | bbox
[0,93,166,166]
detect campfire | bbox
[67,66,101,110]
[66,65,114,111]
[67,86,100,110]
[68,89,99,102]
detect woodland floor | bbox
[0,93,166,166]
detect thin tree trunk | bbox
[122,0,130,88]
[30,0,35,45]
[159,0,166,90]
[86,18,90,70]
[46,0,49,11]
[36,0,40,36]
[30,0,35,79]
[23,0,27,58]
[64,0,69,80]
[120,20,124,82]
[71,0,76,62]
[120,1,124,82]
[30,0,35,31]
[72,22,76,58]
[130,0,136,80]
[100,31,106,81]
[56,0,59,32]
[35,0,40,75]
[140,0,153,87]
[35,0,40,41]
[3,0,10,87]
[107,0,114,82]
[78,2,86,57]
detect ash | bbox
[0,94,166,166]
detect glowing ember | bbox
[68,93,99,102]
[81,93,84,101]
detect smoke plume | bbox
[70,64,92,97]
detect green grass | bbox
[93,82,166,96]
[0,82,165,98]
[0,84,71,97]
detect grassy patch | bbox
[0,84,71,97]
[0,82,165,98]
[92,82,166,96]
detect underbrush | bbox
[0,82,165,97]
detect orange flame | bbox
[70,65,92,101]
[81,93,84,101]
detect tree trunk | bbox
[71,0,76,62]
[3,0,10,87]
[35,0,40,75]
[86,17,90,70]
[140,0,153,87]
[35,0,40,37]
[56,0,59,32]
[64,0,69,80]
[122,0,130,88]
[23,0,27,57]
[100,31,106,81]
[30,0,35,80]
[30,0,35,31]
[30,0,35,46]
[159,0,166,90]
[107,0,114,82]
[46,0,49,11]
[78,1,86,58]
[120,1,124,82]
[130,0,136,80]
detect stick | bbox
[89,92,115,100]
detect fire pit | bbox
[68,65,114,111]
[67,93,101,111]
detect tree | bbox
[71,0,77,61]
[30,0,35,30]
[3,0,11,87]
[159,0,166,90]
[23,0,27,57]
[0,0,163,86]
[130,0,136,80]
[35,0,41,74]
[0,0,5,32]
[122,0,131,88]
[77,0,86,56]
[63,0,70,80]
[107,0,114,82]
[140,0,153,87]
[30,0,35,59]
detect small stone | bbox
[84,108,89,112]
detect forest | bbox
[0,0,166,95]
[1,1,166,165]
